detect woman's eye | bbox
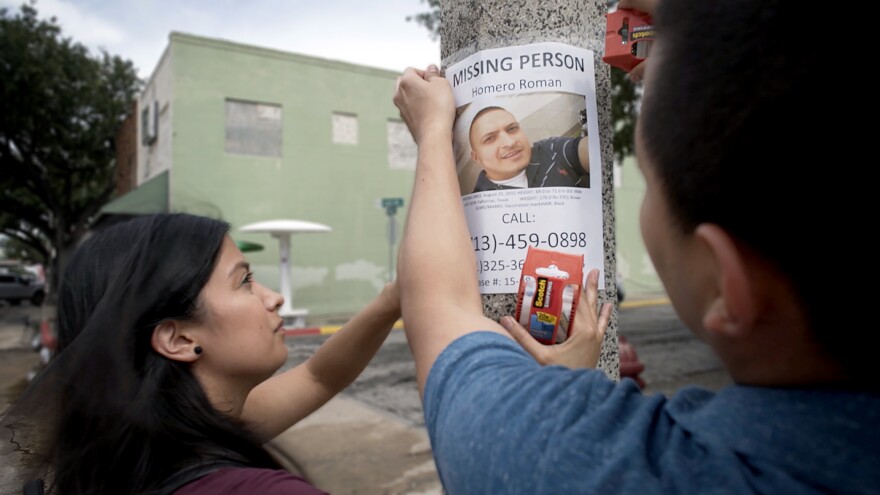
[242,271,254,285]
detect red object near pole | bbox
[618,334,646,388]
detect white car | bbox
[0,271,46,306]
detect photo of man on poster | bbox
[468,105,590,193]
[453,92,593,196]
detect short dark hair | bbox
[469,105,509,144]
[640,2,850,373]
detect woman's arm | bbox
[242,282,400,440]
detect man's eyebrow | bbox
[228,261,250,278]
[481,130,499,141]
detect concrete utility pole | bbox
[441,0,619,378]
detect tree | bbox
[408,0,638,163]
[0,233,44,263]
[1,2,141,295]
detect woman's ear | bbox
[151,320,200,362]
[695,224,759,339]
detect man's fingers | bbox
[573,286,591,329]
[628,62,646,83]
[424,64,441,81]
[597,303,612,338]
[585,269,599,310]
[501,316,543,357]
[617,0,657,14]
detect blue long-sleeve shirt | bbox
[424,332,880,494]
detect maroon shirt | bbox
[175,467,328,495]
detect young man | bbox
[393,0,877,492]
[468,106,589,192]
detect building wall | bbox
[613,156,665,298]
[138,45,175,186]
[131,32,662,322]
[167,33,416,319]
[114,101,139,197]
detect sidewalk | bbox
[269,396,441,494]
[0,312,41,495]
[0,315,39,413]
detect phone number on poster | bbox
[471,232,587,254]
[477,259,526,273]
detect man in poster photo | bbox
[469,106,589,193]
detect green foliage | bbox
[610,66,638,162]
[407,0,441,41]
[0,2,141,288]
[0,234,43,264]
[408,0,638,162]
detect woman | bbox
[3,213,400,494]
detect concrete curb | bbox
[620,297,670,309]
[284,320,404,337]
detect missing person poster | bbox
[447,42,605,293]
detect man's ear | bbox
[695,224,759,339]
[470,149,479,164]
[151,320,199,363]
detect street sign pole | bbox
[381,197,404,282]
[387,213,396,282]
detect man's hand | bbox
[393,65,456,144]
[617,0,658,83]
[501,269,612,369]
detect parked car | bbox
[0,271,46,306]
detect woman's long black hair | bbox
[1,214,279,494]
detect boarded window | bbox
[225,100,282,157]
[387,119,416,170]
[332,112,358,145]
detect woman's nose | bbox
[257,283,284,311]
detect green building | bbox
[104,32,662,324]
[614,157,667,299]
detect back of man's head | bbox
[639,1,855,380]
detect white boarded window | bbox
[225,100,282,157]
[387,119,416,170]
[332,112,358,145]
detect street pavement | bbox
[0,303,42,495]
[0,298,729,494]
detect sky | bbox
[1,0,441,79]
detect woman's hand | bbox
[379,279,401,318]
[501,269,613,369]
[617,0,658,83]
